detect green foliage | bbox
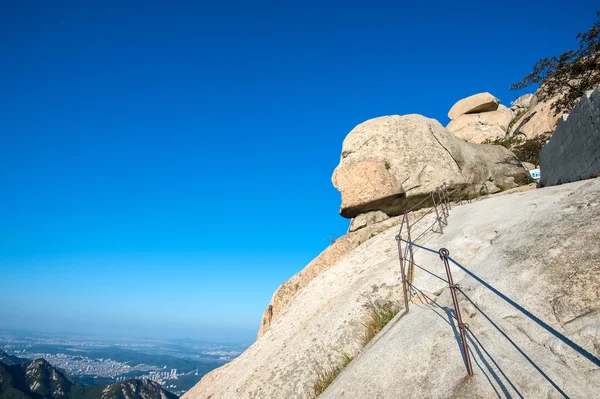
[481,133,550,166]
[511,10,600,114]
[481,136,524,148]
[512,132,552,166]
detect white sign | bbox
[529,169,540,179]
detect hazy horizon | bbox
[0,327,252,345]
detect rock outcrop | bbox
[447,92,500,120]
[183,178,600,399]
[446,104,514,143]
[332,114,528,219]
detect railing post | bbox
[432,191,444,234]
[439,248,474,377]
[405,210,415,287]
[437,187,448,225]
[442,184,450,216]
[444,183,451,211]
[396,213,410,313]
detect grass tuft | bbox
[309,351,355,398]
[308,298,401,398]
[360,299,402,347]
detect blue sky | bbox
[1,0,597,343]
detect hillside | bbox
[0,358,178,399]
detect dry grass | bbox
[360,299,402,347]
[310,364,341,398]
[308,299,401,398]
[309,351,355,398]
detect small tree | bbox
[511,10,600,114]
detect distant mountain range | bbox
[0,350,177,399]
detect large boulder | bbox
[446,104,514,143]
[448,92,500,120]
[332,114,529,218]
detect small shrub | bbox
[512,132,552,166]
[361,299,402,347]
[481,136,524,148]
[482,133,551,167]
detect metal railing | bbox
[393,185,600,396]
[395,184,451,313]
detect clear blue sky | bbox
[1,0,597,343]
